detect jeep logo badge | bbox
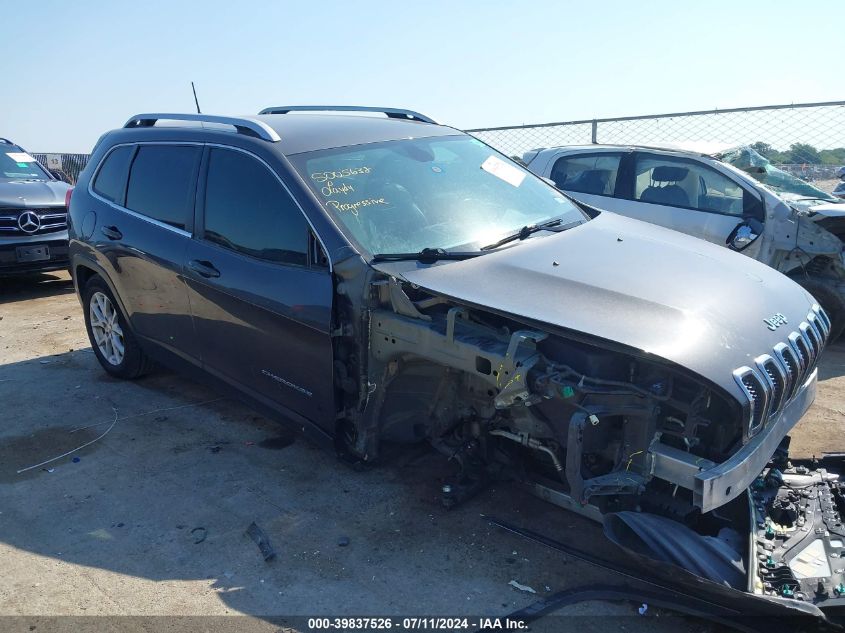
[764,313,788,331]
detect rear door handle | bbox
[100,225,123,240]
[188,259,221,279]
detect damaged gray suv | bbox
[69,108,839,616]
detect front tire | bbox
[83,276,153,378]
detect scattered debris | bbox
[338,536,350,547]
[245,521,276,561]
[72,457,80,463]
[191,527,207,544]
[509,580,536,594]
[38,360,51,365]
[638,603,648,615]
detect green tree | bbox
[784,143,821,164]
[819,148,845,165]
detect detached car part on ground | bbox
[523,144,845,341]
[69,109,839,623]
[0,138,72,275]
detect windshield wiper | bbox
[481,218,570,250]
[371,247,485,264]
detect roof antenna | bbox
[191,81,202,114]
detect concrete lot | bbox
[1,272,843,631]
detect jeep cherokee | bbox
[68,108,841,611]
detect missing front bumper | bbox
[649,369,818,513]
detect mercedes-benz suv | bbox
[0,138,72,275]
[68,108,839,616]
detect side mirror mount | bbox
[726,218,764,251]
[541,177,559,188]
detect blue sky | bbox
[3,0,842,153]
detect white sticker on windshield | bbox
[6,152,36,163]
[481,155,526,188]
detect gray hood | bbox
[394,212,818,398]
[0,180,70,207]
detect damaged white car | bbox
[524,144,845,340]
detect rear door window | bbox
[549,153,622,196]
[633,154,745,216]
[125,145,201,229]
[93,145,134,204]
[202,148,309,266]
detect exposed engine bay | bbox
[327,262,844,616]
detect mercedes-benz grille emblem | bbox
[17,211,40,234]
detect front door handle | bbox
[100,225,122,240]
[188,259,221,279]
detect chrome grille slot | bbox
[805,319,823,357]
[773,342,799,401]
[810,306,829,339]
[757,355,786,415]
[734,367,769,435]
[799,323,818,367]
[789,331,810,381]
[734,305,829,436]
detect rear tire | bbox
[796,277,845,342]
[83,276,153,378]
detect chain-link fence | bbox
[32,100,845,190]
[31,153,90,185]
[467,100,845,187]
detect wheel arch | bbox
[72,257,137,335]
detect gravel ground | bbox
[2,271,843,631]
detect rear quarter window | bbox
[125,145,201,229]
[550,154,622,196]
[92,145,134,204]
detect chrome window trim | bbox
[87,141,197,238]
[89,141,333,272]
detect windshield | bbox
[718,146,839,203]
[0,147,51,183]
[291,135,586,255]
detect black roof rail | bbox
[258,105,437,124]
[124,113,281,142]
[0,138,15,145]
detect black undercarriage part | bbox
[488,516,837,632]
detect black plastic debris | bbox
[245,522,276,561]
